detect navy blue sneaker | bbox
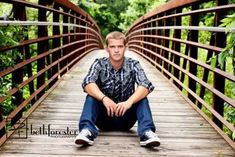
[75,129,94,146]
[140,130,160,147]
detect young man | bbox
[75,31,160,147]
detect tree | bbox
[77,0,129,40]
[119,0,169,32]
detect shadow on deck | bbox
[0,50,234,157]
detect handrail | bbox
[126,0,235,149]
[0,0,103,146]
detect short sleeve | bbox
[133,61,154,93]
[82,59,101,89]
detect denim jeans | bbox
[79,95,156,138]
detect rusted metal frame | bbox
[0,33,96,53]
[132,4,235,31]
[0,65,61,139]
[37,0,48,99]
[0,0,88,25]
[55,0,99,31]
[78,16,87,58]
[149,16,156,66]
[10,1,25,126]
[68,11,76,69]
[161,11,171,78]
[157,13,164,71]
[131,44,235,148]
[140,24,144,57]
[146,19,152,60]
[128,34,222,55]
[130,35,235,81]
[127,26,233,40]
[188,3,199,104]
[129,0,210,31]
[172,8,182,89]
[0,39,99,105]
[24,37,35,106]
[0,42,98,132]
[50,2,61,87]
[143,20,148,57]
[0,38,97,79]
[177,90,235,150]
[129,40,235,108]
[212,0,228,129]
[0,45,98,147]
[0,108,3,137]
[61,7,69,76]
[197,31,216,109]
[129,44,235,132]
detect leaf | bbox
[218,51,228,69]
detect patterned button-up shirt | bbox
[82,57,154,103]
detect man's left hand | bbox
[115,101,133,117]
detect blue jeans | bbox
[79,95,156,138]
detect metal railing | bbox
[126,0,235,149]
[0,0,103,146]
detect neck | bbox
[109,58,124,70]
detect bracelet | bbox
[101,95,106,102]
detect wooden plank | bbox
[0,50,234,157]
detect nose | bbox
[114,46,119,53]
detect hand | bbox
[102,96,117,117]
[115,100,133,117]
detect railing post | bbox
[51,2,60,86]
[151,16,157,67]
[172,8,182,88]
[157,14,164,72]
[147,19,151,60]
[212,0,228,129]
[77,16,85,56]
[37,0,48,98]
[62,7,69,75]
[11,1,25,125]
[68,11,75,69]
[163,12,170,78]
[188,3,199,103]
[0,108,4,137]
[198,33,215,108]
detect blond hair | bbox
[105,31,126,46]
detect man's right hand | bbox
[102,96,117,117]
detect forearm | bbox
[127,85,149,105]
[84,83,105,101]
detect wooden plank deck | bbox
[0,50,234,157]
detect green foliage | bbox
[0,26,24,71]
[119,0,168,32]
[218,13,235,75]
[77,0,129,40]
[0,25,24,117]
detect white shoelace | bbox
[80,129,92,137]
[145,130,158,138]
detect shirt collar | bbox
[106,57,128,72]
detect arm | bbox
[127,85,149,104]
[115,85,149,117]
[115,61,154,117]
[84,82,105,101]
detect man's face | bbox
[106,38,126,63]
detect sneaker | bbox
[140,130,160,147]
[75,129,94,146]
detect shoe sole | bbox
[75,138,94,146]
[140,140,160,147]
